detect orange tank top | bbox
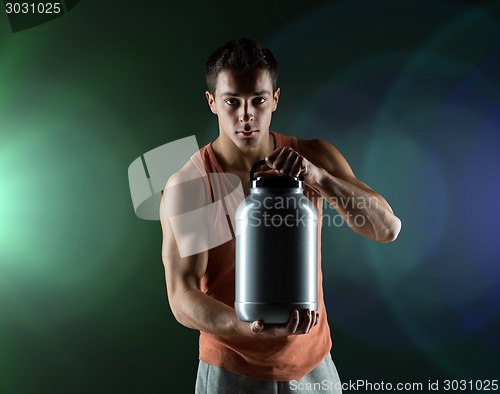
[189,131,332,381]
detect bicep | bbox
[160,171,210,296]
[161,202,208,294]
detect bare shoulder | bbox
[161,158,209,220]
[298,138,355,179]
[165,159,203,188]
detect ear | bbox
[205,91,217,114]
[272,87,280,112]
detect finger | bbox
[251,320,264,334]
[301,309,313,334]
[253,169,282,177]
[289,156,304,177]
[281,150,299,175]
[311,311,318,327]
[271,147,293,172]
[266,147,284,163]
[299,309,314,334]
[309,310,317,329]
[286,310,300,334]
[265,147,286,169]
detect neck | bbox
[212,132,276,173]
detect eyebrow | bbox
[220,90,271,97]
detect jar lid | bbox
[249,159,304,189]
[251,176,303,189]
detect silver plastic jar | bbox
[235,160,318,324]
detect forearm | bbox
[315,169,401,242]
[172,288,252,338]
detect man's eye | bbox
[253,97,266,104]
[225,98,238,105]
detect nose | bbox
[239,102,254,123]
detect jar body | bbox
[235,187,318,324]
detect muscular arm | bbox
[161,219,250,337]
[266,139,401,243]
[160,168,250,337]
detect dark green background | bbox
[1,1,499,393]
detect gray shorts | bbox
[195,352,342,394]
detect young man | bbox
[160,38,401,393]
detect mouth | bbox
[236,130,258,137]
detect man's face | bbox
[206,68,280,150]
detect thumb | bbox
[251,320,263,333]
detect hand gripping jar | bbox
[235,160,318,324]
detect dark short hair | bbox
[205,38,279,95]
